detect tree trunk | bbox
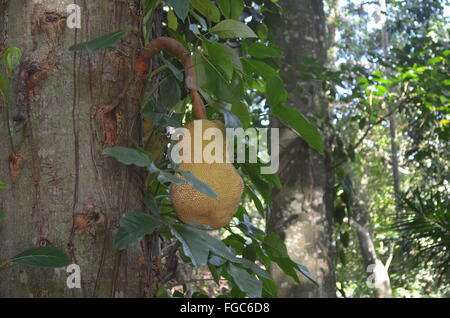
[0,0,163,297]
[349,180,392,298]
[379,0,401,211]
[268,0,336,297]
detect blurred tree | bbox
[268,0,336,297]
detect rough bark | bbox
[0,0,163,297]
[268,0,336,297]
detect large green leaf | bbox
[103,146,152,167]
[261,277,278,298]
[263,232,317,284]
[195,52,243,103]
[171,225,210,266]
[2,47,22,76]
[210,19,257,39]
[191,0,220,23]
[166,0,190,21]
[266,75,287,106]
[114,212,161,250]
[245,185,265,217]
[228,263,262,298]
[213,103,242,128]
[167,9,178,30]
[264,232,289,258]
[248,42,283,59]
[171,225,238,267]
[231,102,250,129]
[217,0,244,20]
[204,41,234,81]
[69,30,127,52]
[157,171,185,185]
[241,58,278,80]
[237,257,272,280]
[10,247,69,268]
[271,105,324,155]
[293,260,318,285]
[0,73,9,105]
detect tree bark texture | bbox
[0,0,163,297]
[268,0,336,297]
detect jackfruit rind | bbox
[171,120,244,230]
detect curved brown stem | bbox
[136,37,207,120]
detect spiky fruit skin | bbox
[171,120,244,230]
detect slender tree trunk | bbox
[0,0,163,297]
[379,0,401,210]
[268,0,336,297]
[349,175,392,298]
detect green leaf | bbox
[231,102,250,129]
[271,105,324,155]
[2,47,22,76]
[103,146,152,167]
[155,284,169,298]
[210,19,257,39]
[191,0,220,23]
[0,181,9,189]
[241,58,278,80]
[114,212,161,250]
[171,225,210,267]
[158,170,185,185]
[195,52,243,103]
[264,232,289,259]
[292,260,318,286]
[237,257,272,280]
[204,41,234,81]
[172,225,238,266]
[160,55,184,81]
[213,103,242,128]
[262,232,316,284]
[177,169,218,199]
[167,9,178,30]
[427,56,442,64]
[0,73,9,105]
[69,30,127,53]
[10,247,69,268]
[160,76,181,109]
[166,0,190,21]
[225,45,243,72]
[0,211,5,221]
[248,42,283,59]
[266,75,287,106]
[246,185,265,217]
[262,277,278,298]
[217,0,244,20]
[228,263,262,298]
[256,23,269,41]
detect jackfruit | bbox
[171,119,244,230]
